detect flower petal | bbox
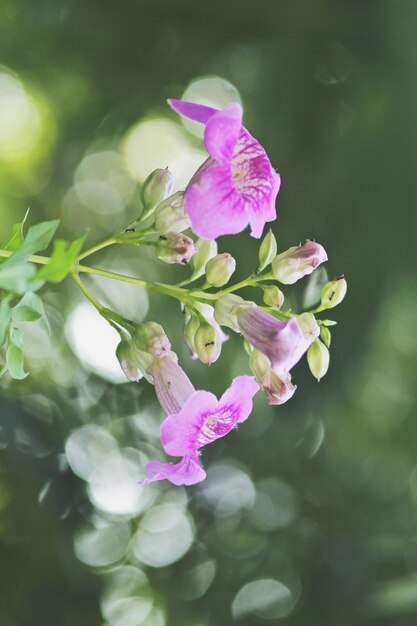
[168,99,218,124]
[142,453,206,486]
[152,356,195,416]
[161,390,219,456]
[218,375,259,424]
[185,161,248,239]
[204,103,243,163]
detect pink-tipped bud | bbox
[156,232,197,265]
[249,349,296,405]
[271,240,328,284]
[134,321,171,358]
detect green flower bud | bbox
[263,285,284,308]
[141,167,173,215]
[190,238,218,280]
[320,276,347,309]
[205,253,236,287]
[307,338,330,382]
[214,294,251,331]
[134,321,171,357]
[116,340,143,382]
[320,325,331,348]
[154,191,190,233]
[194,321,221,365]
[156,232,197,265]
[184,309,200,355]
[296,312,320,341]
[258,229,277,271]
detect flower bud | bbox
[263,285,284,308]
[320,325,331,348]
[320,277,347,309]
[194,321,221,365]
[190,238,218,280]
[154,191,190,233]
[214,294,249,331]
[151,355,195,415]
[307,338,330,382]
[116,340,143,382]
[258,229,277,271]
[184,309,200,355]
[249,349,296,405]
[271,240,328,284]
[296,312,320,342]
[134,321,171,358]
[205,253,236,287]
[141,167,173,214]
[156,232,197,265]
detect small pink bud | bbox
[156,232,197,265]
[271,240,328,284]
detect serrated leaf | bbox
[3,209,30,252]
[12,292,49,331]
[35,233,87,283]
[0,297,12,346]
[6,327,28,380]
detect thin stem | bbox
[76,238,117,262]
[0,249,50,264]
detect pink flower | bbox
[168,99,281,240]
[236,307,319,379]
[143,375,259,486]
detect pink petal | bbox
[185,161,248,239]
[231,130,280,239]
[204,103,243,163]
[142,453,206,486]
[168,99,218,124]
[218,375,259,424]
[152,356,195,416]
[161,390,219,456]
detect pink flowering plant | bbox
[0,98,347,486]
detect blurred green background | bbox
[1,0,417,625]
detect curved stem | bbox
[76,238,117,262]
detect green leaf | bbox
[321,319,337,327]
[35,233,87,283]
[0,263,37,293]
[0,297,12,347]
[320,325,331,348]
[12,293,48,329]
[6,327,28,380]
[4,220,60,268]
[2,209,30,252]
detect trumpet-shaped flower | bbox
[168,99,281,240]
[236,306,319,379]
[143,375,259,486]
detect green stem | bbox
[0,249,49,264]
[76,238,117,262]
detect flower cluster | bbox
[0,97,346,487]
[112,99,347,486]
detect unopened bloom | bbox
[190,237,218,280]
[205,253,236,287]
[271,240,328,284]
[154,191,190,233]
[321,276,347,309]
[263,285,285,308]
[156,232,196,265]
[141,167,173,214]
[235,306,319,380]
[143,375,259,486]
[134,321,171,357]
[249,349,296,405]
[150,354,195,415]
[194,321,221,365]
[168,99,280,240]
[307,338,330,381]
[116,339,143,382]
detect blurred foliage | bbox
[1,0,417,625]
